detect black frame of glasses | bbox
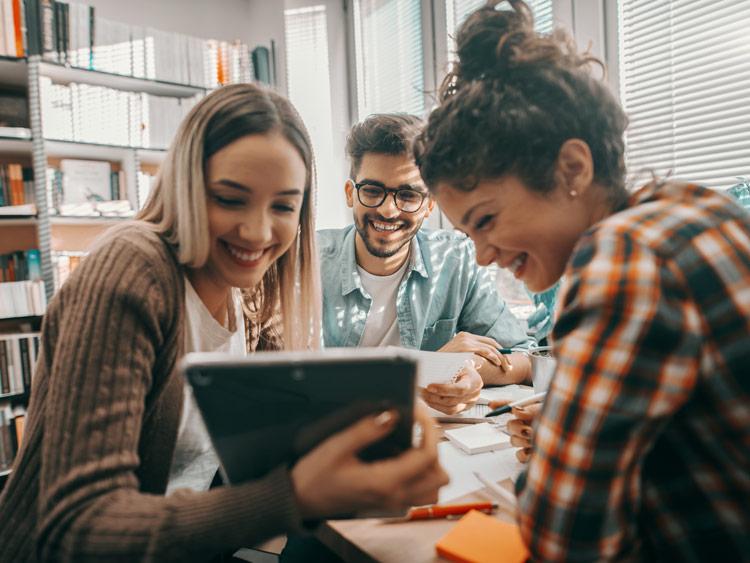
[352,181,428,213]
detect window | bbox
[618,0,750,189]
[284,5,337,225]
[446,0,554,60]
[352,0,425,118]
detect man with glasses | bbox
[318,114,533,414]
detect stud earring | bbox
[569,189,578,197]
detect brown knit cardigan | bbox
[0,223,303,562]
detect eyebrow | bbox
[358,178,428,193]
[460,199,496,227]
[213,179,302,196]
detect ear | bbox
[345,179,355,208]
[555,139,594,199]
[423,196,436,218]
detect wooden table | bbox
[316,428,524,563]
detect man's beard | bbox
[354,212,422,258]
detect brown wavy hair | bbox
[346,113,424,178]
[137,83,321,350]
[415,0,629,209]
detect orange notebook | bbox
[435,510,530,563]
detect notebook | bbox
[385,346,473,388]
[436,510,529,563]
[444,423,510,454]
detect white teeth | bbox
[371,221,401,232]
[508,254,525,274]
[227,243,263,262]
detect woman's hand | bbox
[420,363,483,415]
[291,405,449,519]
[490,400,543,463]
[438,332,512,372]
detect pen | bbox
[405,501,497,520]
[473,471,517,508]
[484,391,547,417]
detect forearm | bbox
[479,352,531,385]
[40,466,303,562]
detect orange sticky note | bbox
[436,510,530,563]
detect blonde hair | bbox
[137,83,321,350]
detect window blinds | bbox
[352,0,425,118]
[618,0,750,190]
[284,5,335,217]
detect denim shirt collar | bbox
[339,226,429,297]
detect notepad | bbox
[436,510,529,563]
[386,346,472,388]
[444,423,510,454]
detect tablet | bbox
[181,348,416,485]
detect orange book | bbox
[9,164,23,205]
[435,510,530,563]
[14,413,25,450]
[11,0,24,56]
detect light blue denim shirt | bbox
[318,225,533,351]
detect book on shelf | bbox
[0,332,40,396]
[0,280,46,318]
[0,126,31,139]
[0,0,27,57]
[0,162,34,208]
[27,0,253,88]
[0,248,41,281]
[40,76,201,149]
[0,404,28,471]
[0,93,30,130]
[45,160,134,217]
[52,249,83,291]
[0,248,45,318]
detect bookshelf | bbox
[0,0,259,480]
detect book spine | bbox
[0,340,10,395]
[11,0,23,55]
[18,337,30,393]
[0,340,8,395]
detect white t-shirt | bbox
[357,259,409,347]
[166,280,246,494]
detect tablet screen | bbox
[183,350,416,484]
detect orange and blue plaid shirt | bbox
[517,182,750,561]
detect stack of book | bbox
[0,332,39,397]
[0,162,34,215]
[45,158,133,216]
[0,249,46,318]
[0,0,26,57]
[0,405,27,471]
[40,76,202,149]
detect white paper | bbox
[386,346,472,388]
[477,384,535,405]
[438,441,525,503]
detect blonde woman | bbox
[0,84,447,562]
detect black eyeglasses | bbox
[353,181,427,213]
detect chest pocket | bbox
[421,318,458,351]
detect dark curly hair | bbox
[415,0,629,209]
[346,113,424,178]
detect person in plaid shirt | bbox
[415,0,750,560]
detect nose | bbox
[473,238,496,267]
[377,193,400,219]
[239,209,273,245]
